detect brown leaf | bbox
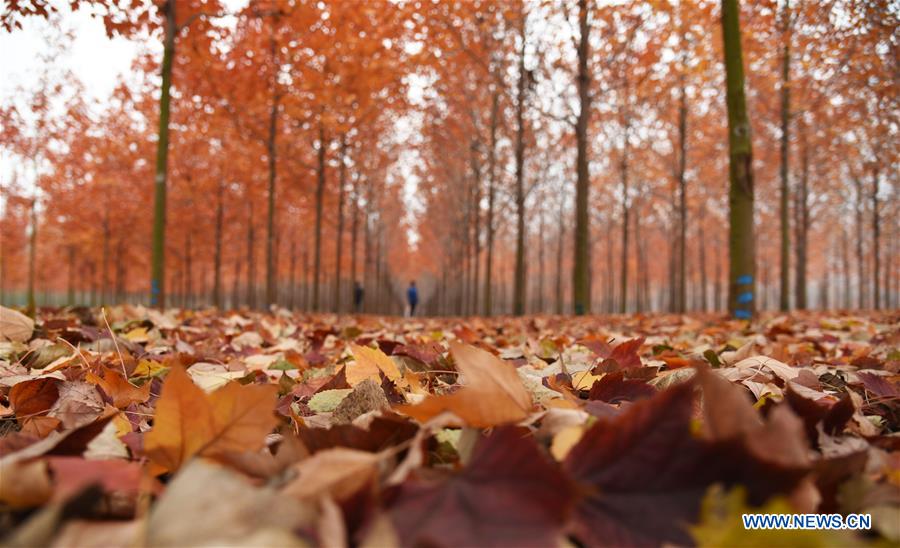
[10,377,59,421]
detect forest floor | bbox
[0,305,898,546]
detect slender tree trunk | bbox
[232,256,241,309]
[288,239,296,309]
[573,0,592,315]
[779,0,792,311]
[150,0,175,308]
[26,197,37,316]
[676,58,688,314]
[185,231,193,308]
[213,181,224,308]
[841,226,850,308]
[721,0,756,318]
[854,177,865,308]
[484,92,499,316]
[470,141,481,315]
[698,205,708,312]
[714,232,723,311]
[314,123,327,311]
[605,222,614,313]
[556,197,565,315]
[264,117,279,305]
[871,167,880,309]
[794,131,809,310]
[101,212,110,304]
[66,245,75,306]
[619,120,631,314]
[246,202,256,309]
[334,135,347,312]
[350,178,360,290]
[634,201,643,313]
[513,10,528,316]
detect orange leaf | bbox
[87,367,151,409]
[144,367,278,472]
[395,341,532,427]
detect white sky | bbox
[0,5,137,105]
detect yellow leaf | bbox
[133,359,166,378]
[350,344,402,383]
[551,425,585,461]
[572,371,603,390]
[124,327,149,343]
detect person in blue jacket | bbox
[406,280,419,317]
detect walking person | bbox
[406,280,419,317]
[353,281,364,313]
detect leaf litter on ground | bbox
[0,306,897,546]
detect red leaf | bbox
[388,426,574,547]
[587,371,656,403]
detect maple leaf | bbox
[143,367,278,472]
[86,366,151,409]
[387,426,575,547]
[394,341,532,427]
[348,344,403,387]
[9,378,59,421]
[587,371,656,403]
[563,382,717,546]
[564,375,812,547]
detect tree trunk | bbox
[246,202,256,309]
[185,231,193,308]
[266,47,279,308]
[232,256,241,309]
[513,10,527,316]
[871,167,880,309]
[676,54,688,314]
[556,197,564,315]
[314,123,327,311]
[484,92,499,316]
[150,0,175,308]
[794,130,808,310]
[66,246,75,306]
[572,0,591,315]
[619,121,631,314]
[698,205,708,312]
[470,141,481,315]
[841,226,850,309]
[853,177,865,308]
[350,177,360,290]
[779,0,792,311]
[721,0,756,319]
[334,135,347,312]
[213,181,224,308]
[101,212,110,304]
[26,197,37,316]
[289,239,296,309]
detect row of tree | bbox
[0,0,896,317]
[412,0,896,316]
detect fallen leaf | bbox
[144,367,279,472]
[0,305,34,342]
[86,367,151,409]
[395,342,532,427]
[388,426,574,547]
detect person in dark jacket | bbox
[406,280,419,317]
[353,281,364,312]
